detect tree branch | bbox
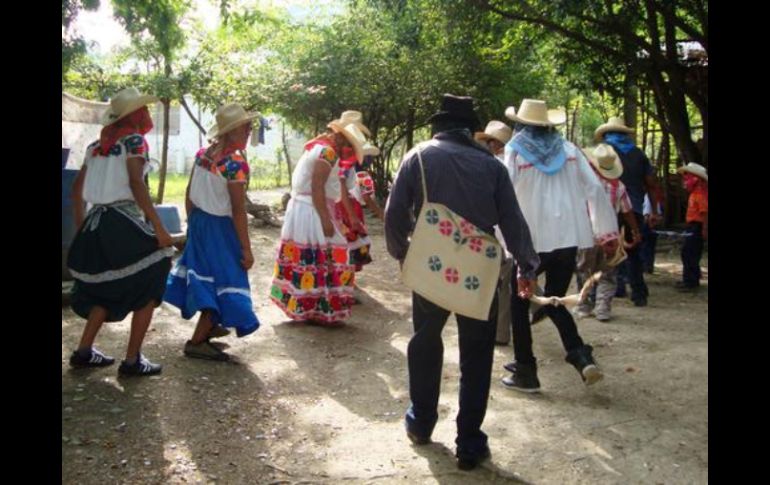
[179,96,207,134]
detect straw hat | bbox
[589,143,624,180]
[677,162,708,181]
[100,87,158,126]
[327,121,367,163]
[207,104,259,139]
[594,117,635,141]
[504,99,566,127]
[363,142,380,157]
[474,120,513,145]
[331,110,372,137]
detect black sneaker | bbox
[456,447,491,470]
[69,348,115,368]
[501,361,540,393]
[633,297,648,307]
[565,345,603,385]
[118,354,162,377]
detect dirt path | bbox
[62,215,708,484]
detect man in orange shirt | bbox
[676,163,708,290]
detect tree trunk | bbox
[640,88,648,153]
[624,67,638,138]
[570,100,579,143]
[657,131,676,225]
[156,97,171,204]
[647,67,701,168]
[180,96,206,135]
[405,104,415,151]
[281,120,293,182]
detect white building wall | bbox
[63,95,307,173]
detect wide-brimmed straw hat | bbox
[589,143,624,180]
[327,121,367,163]
[362,142,380,157]
[330,110,372,137]
[505,99,566,127]
[207,104,260,139]
[594,116,635,141]
[677,162,708,181]
[100,87,158,126]
[474,120,513,145]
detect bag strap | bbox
[415,145,429,206]
[414,143,501,248]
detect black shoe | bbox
[69,348,115,368]
[501,361,541,393]
[406,430,431,446]
[118,353,162,377]
[633,297,647,307]
[457,447,491,470]
[565,345,603,385]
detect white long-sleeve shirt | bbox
[504,140,618,253]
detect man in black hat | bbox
[385,94,539,470]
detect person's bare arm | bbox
[72,166,87,230]
[127,156,172,247]
[228,182,253,269]
[644,174,664,226]
[311,159,334,237]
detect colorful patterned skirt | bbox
[270,196,355,323]
[163,209,260,337]
[67,201,174,322]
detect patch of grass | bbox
[148,157,289,203]
[147,173,189,203]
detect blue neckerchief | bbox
[603,132,636,154]
[507,125,566,175]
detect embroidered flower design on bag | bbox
[438,220,453,236]
[469,238,482,252]
[452,230,463,244]
[464,276,480,290]
[425,209,439,224]
[459,219,475,236]
[428,256,442,271]
[444,268,459,283]
[485,245,498,259]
